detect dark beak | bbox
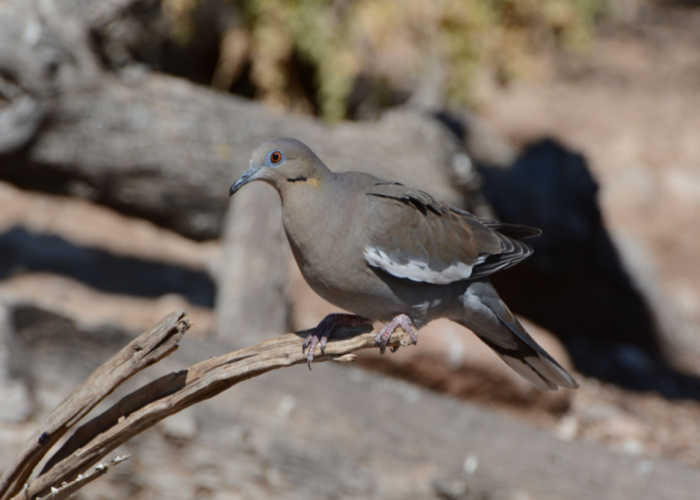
[229,165,259,196]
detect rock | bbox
[159,412,199,442]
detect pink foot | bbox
[376,313,418,354]
[302,313,372,369]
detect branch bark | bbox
[0,312,409,500]
[0,311,189,500]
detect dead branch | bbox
[1,313,409,500]
[0,312,189,500]
[0,3,462,240]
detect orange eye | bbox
[269,151,282,164]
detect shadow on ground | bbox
[0,226,215,307]
[478,138,700,399]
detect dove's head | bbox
[229,138,329,196]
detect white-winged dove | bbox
[230,138,577,390]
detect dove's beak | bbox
[229,165,260,196]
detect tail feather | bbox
[484,222,542,240]
[456,281,578,390]
[475,331,577,390]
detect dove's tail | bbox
[452,281,578,390]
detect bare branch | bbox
[13,319,410,500]
[0,312,189,500]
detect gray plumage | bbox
[230,138,577,390]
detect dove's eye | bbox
[268,150,283,165]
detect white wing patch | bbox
[363,246,484,284]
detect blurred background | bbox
[1,0,699,498]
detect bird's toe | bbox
[302,313,373,368]
[375,313,419,354]
[302,333,326,369]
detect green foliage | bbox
[201,0,607,119]
[162,0,201,44]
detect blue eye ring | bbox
[266,150,284,166]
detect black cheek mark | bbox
[287,176,308,183]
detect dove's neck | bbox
[279,168,342,279]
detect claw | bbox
[376,313,418,353]
[301,313,372,368]
[302,334,325,370]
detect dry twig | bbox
[35,455,130,500]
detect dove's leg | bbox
[375,313,418,354]
[302,313,372,368]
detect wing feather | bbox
[363,182,538,284]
